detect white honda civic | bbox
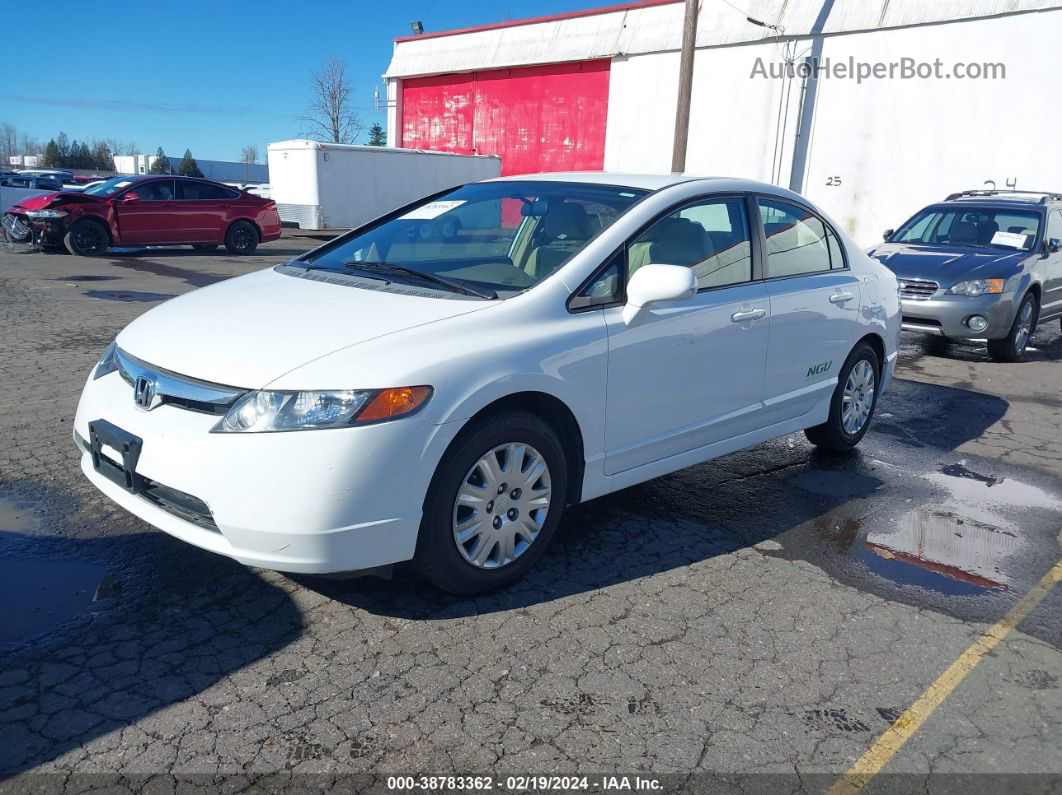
[74,173,900,593]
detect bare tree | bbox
[0,123,17,165]
[298,56,363,144]
[240,144,258,164]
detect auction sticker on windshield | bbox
[990,230,1029,248]
[400,200,467,220]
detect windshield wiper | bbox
[344,261,496,299]
[287,259,391,281]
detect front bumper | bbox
[900,291,1017,339]
[74,370,455,574]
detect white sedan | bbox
[74,173,900,593]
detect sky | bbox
[0,0,622,164]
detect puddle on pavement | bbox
[83,290,175,303]
[106,259,226,287]
[774,459,1062,610]
[0,557,107,644]
[790,470,884,499]
[0,498,109,645]
[54,274,119,282]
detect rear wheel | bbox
[414,410,568,594]
[804,342,881,452]
[63,219,109,256]
[987,292,1037,362]
[224,221,258,255]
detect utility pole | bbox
[671,0,699,173]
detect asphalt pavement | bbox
[0,232,1059,791]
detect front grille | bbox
[898,278,939,299]
[902,315,942,327]
[116,348,244,415]
[139,478,219,532]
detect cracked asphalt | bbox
[0,232,1059,791]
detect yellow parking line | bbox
[828,558,1062,795]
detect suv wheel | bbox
[224,221,259,255]
[415,410,568,594]
[63,219,109,256]
[987,292,1037,362]
[804,342,881,452]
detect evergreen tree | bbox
[177,149,203,178]
[42,139,61,168]
[55,132,70,166]
[92,141,116,171]
[149,147,171,174]
[366,123,386,146]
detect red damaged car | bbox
[5,175,282,256]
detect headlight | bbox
[93,342,118,380]
[212,386,432,433]
[947,279,1004,297]
[25,208,68,219]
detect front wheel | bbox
[987,293,1037,362]
[414,411,568,594]
[224,220,259,255]
[63,219,109,256]
[804,342,881,452]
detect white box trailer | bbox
[267,140,501,231]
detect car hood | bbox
[867,242,1029,285]
[10,191,62,210]
[116,266,492,388]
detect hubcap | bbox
[233,226,253,250]
[1015,300,1034,352]
[77,226,104,253]
[452,442,552,569]
[841,359,876,435]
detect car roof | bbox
[485,171,804,197]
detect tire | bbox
[224,220,259,255]
[193,244,218,252]
[414,410,568,595]
[804,342,881,452]
[987,292,1037,362]
[63,219,109,256]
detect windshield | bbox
[893,206,1041,251]
[304,181,647,296]
[83,176,138,197]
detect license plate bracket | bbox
[88,419,144,494]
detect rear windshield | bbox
[893,206,1041,251]
[304,181,647,297]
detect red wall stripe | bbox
[401,59,611,177]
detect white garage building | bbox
[384,0,1062,245]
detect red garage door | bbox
[401,60,611,176]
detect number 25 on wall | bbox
[826,176,842,186]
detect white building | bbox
[384,0,1062,245]
[113,154,268,183]
[8,155,42,168]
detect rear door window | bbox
[758,199,832,278]
[178,181,233,200]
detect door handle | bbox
[730,308,766,323]
[829,291,855,304]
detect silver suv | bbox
[869,190,1062,361]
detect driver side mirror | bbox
[622,264,697,326]
[121,192,140,203]
[883,228,895,242]
[1048,238,1061,254]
